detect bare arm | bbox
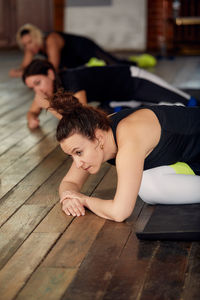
[46,33,64,71]
[74,90,88,105]
[83,142,146,221]
[60,140,146,221]
[59,161,90,216]
[27,95,43,129]
[9,50,34,78]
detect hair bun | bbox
[49,89,82,116]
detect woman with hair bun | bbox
[23,59,195,129]
[9,23,141,78]
[49,90,200,221]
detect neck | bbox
[103,128,117,162]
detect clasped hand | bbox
[60,191,88,217]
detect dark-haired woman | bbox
[9,23,143,78]
[23,59,195,129]
[48,91,200,221]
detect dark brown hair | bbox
[22,59,62,91]
[49,89,110,142]
[22,59,55,82]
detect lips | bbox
[83,166,90,171]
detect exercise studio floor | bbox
[0,50,200,300]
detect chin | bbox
[89,165,101,174]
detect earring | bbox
[100,144,104,150]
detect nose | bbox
[74,157,83,169]
[34,86,40,93]
[34,87,44,96]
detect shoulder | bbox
[116,108,161,153]
[46,32,64,46]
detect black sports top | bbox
[108,105,200,175]
[60,65,133,102]
[41,32,134,69]
[59,65,189,105]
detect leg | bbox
[79,36,136,66]
[130,66,191,105]
[139,165,200,204]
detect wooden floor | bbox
[0,50,200,300]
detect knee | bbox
[139,167,166,204]
[139,170,158,204]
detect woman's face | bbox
[25,70,55,97]
[60,133,104,174]
[21,33,40,54]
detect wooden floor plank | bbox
[41,212,105,269]
[139,242,190,300]
[102,233,158,300]
[0,205,50,269]
[0,131,58,198]
[15,267,77,300]
[0,146,67,227]
[61,221,132,300]
[0,91,32,117]
[0,232,59,300]
[0,118,57,173]
[0,101,31,125]
[182,242,200,300]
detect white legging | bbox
[139,165,200,204]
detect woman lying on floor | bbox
[48,91,200,221]
[9,23,145,78]
[22,59,196,129]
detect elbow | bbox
[111,209,132,223]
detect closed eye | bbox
[34,80,40,86]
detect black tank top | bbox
[108,105,200,175]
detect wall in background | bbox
[64,0,147,51]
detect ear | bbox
[47,69,55,80]
[94,129,104,144]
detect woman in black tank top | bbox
[9,23,138,78]
[45,90,200,222]
[23,59,195,130]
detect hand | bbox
[28,117,40,129]
[60,191,87,217]
[9,68,23,78]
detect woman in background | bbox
[9,23,149,78]
[23,59,195,129]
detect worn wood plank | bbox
[182,242,200,300]
[0,114,56,156]
[15,267,77,300]
[42,212,105,269]
[0,205,49,269]
[103,233,158,300]
[0,84,30,105]
[0,90,32,117]
[0,232,59,300]
[0,118,57,173]
[139,242,190,300]
[0,146,67,227]
[61,221,132,300]
[0,131,58,198]
[0,101,31,125]
[91,165,117,199]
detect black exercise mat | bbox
[136,204,200,241]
